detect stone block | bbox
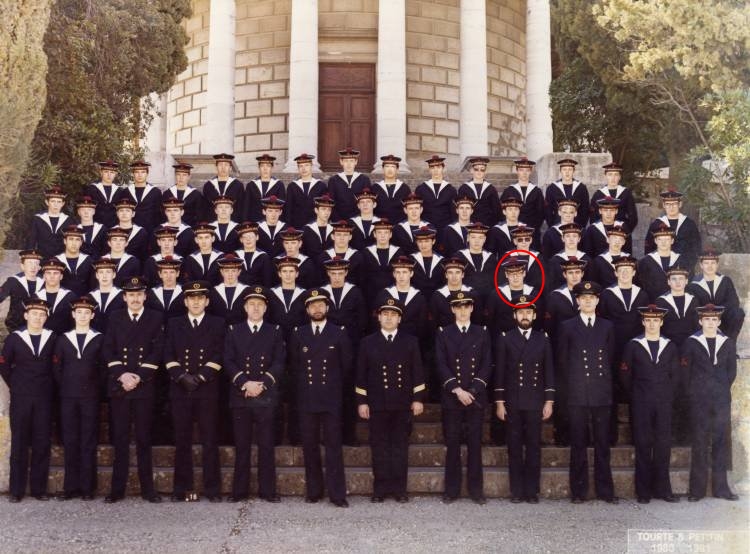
[175,95,192,114]
[236,84,259,101]
[272,98,289,115]
[236,51,260,67]
[182,109,201,129]
[175,128,192,147]
[435,51,459,70]
[421,66,447,85]
[421,101,447,119]
[257,14,287,32]
[235,117,258,135]
[246,32,274,50]
[234,68,247,85]
[274,64,290,80]
[259,82,286,99]
[245,99,273,117]
[422,135,447,153]
[435,119,459,138]
[407,117,434,135]
[248,66,274,83]
[272,132,289,149]
[434,86,459,103]
[406,48,435,66]
[406,16,432,35]
[244,134,272,151]
[258,115,286,133]
[260,48,287,65]
[407,83,434,101]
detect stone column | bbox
[374,0,409,173]
[206,0,236,154]
[145,93,174,188]
[283,0,321,172]
[525,0,554,160]
[459,0,489,162]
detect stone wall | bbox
[486,0,526,157]
[405,0,462,168]
[168,0,211,156]
[234,0,292,169]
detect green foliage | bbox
[6,0,191,248]
[549,0,695,190]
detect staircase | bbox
[46,403,691,498]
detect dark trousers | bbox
[60,397,99,495]
[232,405,276,498]
[342,377,358,445]
[442,408,484,499]
[300,410,346,502]
[689,399,732,498]
[671,367,691,445]
[632,399,673,499]
[568,405,614,499]
[553,368,570,445]
[9,395,51,497]
[506,407,542,499]
[171,396,220,496]
[109,396,155,497]
[369,409,411,496]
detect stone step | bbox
[49,444,690,469]
[44,466,690,499]
[93,420,634,446]
[95,402,632,424]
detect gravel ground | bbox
[0,494,747,554]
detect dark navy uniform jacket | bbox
[288,322,353,413]
[435,323,493,410]
[0,328,56,398]
[494,327,554,410]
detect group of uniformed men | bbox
[0,149,743,507]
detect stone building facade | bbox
[145,0,553,182]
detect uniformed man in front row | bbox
[288,288,353,507]
[52,295,104,501]
[683,304,739,502]
[102,276,164,503]
[619,305,680,504]
[164,281,225,502]
[557,281,617,504]
[435,291,492,505]
[1,298,55,502]
[494,298,554,504]
[224,287,286,503]
[356,298,426,503]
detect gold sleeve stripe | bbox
[206,362,222,371]
[107,361,123,367]
[165,361,180,369]
[442,377,457,386]
[355,387,367,396]
[413,384,426,393]
[473,378,487,386]
[264,371,276,384]
[141,363,159,370]
[232,372,243,384]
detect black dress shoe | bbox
[687,495,702,502]
[571,496,585,504]
[206,495,223,503]
[370,495,385,503]
[104,495,123,504]
[331,499,349,508]
[58,492,79,501]
[227,495,248,503]
[171,493,186,502]
[81,494,95,501]
[599,496,619,504]
[510,496,524,504]
[8,495,22,503]
[637,497,650,504]
[714,493,740,501]
[395,494,409,503]
[526,495,539,504]
[441,495,457,504]
[260,494,281,503]
[143,493,162,503]
[33,494,50,501]
[659,495,679,503]
[305,496,321,504]
[471,496,487,505]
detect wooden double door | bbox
[318,63,376,172]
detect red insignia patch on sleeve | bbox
[0,356,5,364]
[680,357,689,367]
[52,355,60,364]
[619,362,628,371]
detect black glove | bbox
[178,373,200,392]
